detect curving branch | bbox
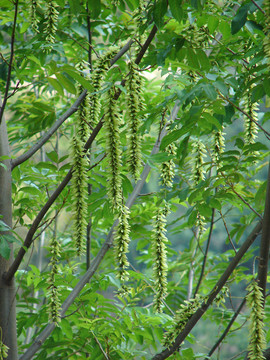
[151,221,262,360]
[0,0,19,125]
[19,102,180,360]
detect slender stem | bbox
[219,210,237,253]
[194,208,215,296]
[250,0,265,14]
[0,0,19,125]
[151,221,262,360]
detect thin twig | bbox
[220,171,263,220]
[92,331,110,360]
[250,0,265,14]
[219,210,237,253]
[194,208,215,296]
[218,91,270,138]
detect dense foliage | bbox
[0,0,270,359]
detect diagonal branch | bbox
[4,120,103,283]
[257,162,270,301]
[19,102,180,360]
[151,221,262,360]
[0,0,19,125]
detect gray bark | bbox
[0,118,18,359]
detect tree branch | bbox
[0,0,19,125]
[151,221,262,360]
[4,120,103,283]
[257,162,270,300]
[18,103,180,360]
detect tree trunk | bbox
[0,118,18,360]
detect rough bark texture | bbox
[0,118,18,360]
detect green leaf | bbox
[56,73,77,94]
[168,0,183,23]
[255,181,267,209]
[202,112,222,130]
[153,0,168,28]
[0,237,11,260]
[68,0,81,14]
[0,0,13,8]
[61,66,93,92]
[231,4,249,35]
[202,83,217,100]
[47,77,64,96]
[19,186,42,196]
[88,0,101,17]
[161,127,190,150]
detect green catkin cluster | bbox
[243,89,258,145]
[76,63,90,143]
[126,60,144,180]
[47,237,62,324]
[30,0,39,33]
[191,140,206,237]
[89,47,119,126]
[246,280,266,360]
[44,0,59,45]
[195,212,206,239]
[70,136,88,255]
[163,295,203,347]
[264,0,270,61]
[114,205,131,295]
[191,140,206,184]
[152,207,169,313]
[160,143,177,187]
[70,63,90,256]
[104,88,122,212]
[182,23,209,49]
[212,129,225,170]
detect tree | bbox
[0,0,270,359]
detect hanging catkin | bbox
[126,60,144,180]
[104,87,122,212]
